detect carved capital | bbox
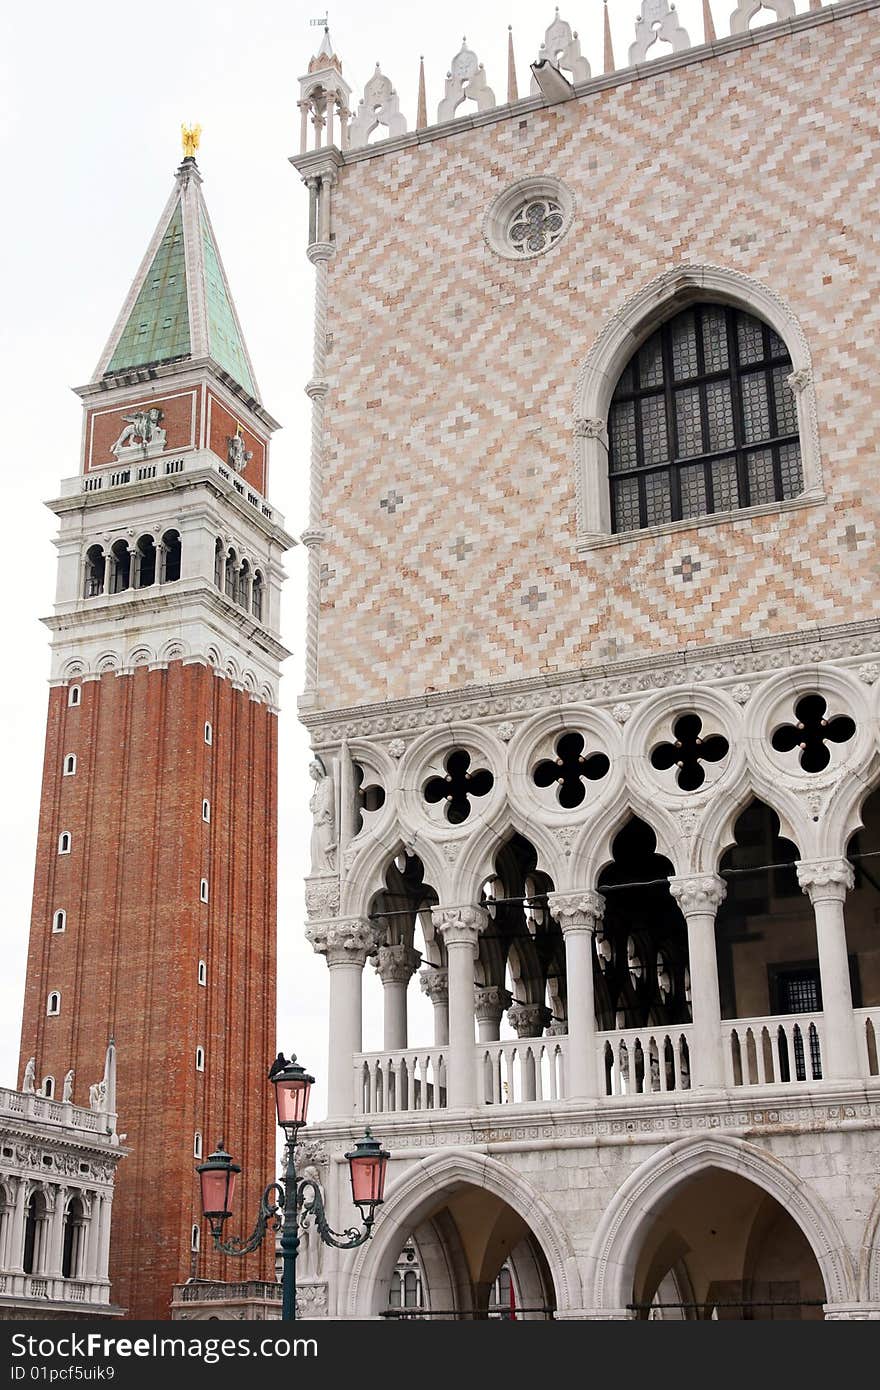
[574,416,606,441]
[305,916,379,966]
[796,858,854,903]
[474,985,512,1025]
[785,367,811,395]
[548,891,605,932]
[507,1002,553,1038]
[419,967,449,1005]
[432,905,489,950]
[374,943,421,986]
[304,877,340,920]
[669,874,727,917]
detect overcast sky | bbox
[0,0,812,1120]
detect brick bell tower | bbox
[17,139,294,1319]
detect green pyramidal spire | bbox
[95,158,259,401]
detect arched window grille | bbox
[237,559,251,611]
[161,530,182,583]
[62,1196,86,1279]
[224,548,237,600]
[23,1192,49,1275]
[109,539,131,593]
[608,304,803,532]
[136,534,156,588]
[252,570,264,622]
[83,546,106,598]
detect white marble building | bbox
[0,1045,124,1318]
[291,4,880,1321]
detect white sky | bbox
[0,1,813,1123]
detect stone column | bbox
[306,917,378,1117]
[474,986,512,1043]
[374,944,421,1051]
[432,907,488,1109]
[46,1187,67,1277]
[84,1194,100,1283]
[797,859,861,1080]
[549,892,604,1099]
[419,968,450,1045]
[97,1193,112,1283]
[9,1179,27,1274]
[507,1003,552,1102]
[669,875,726,1088]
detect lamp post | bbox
[197,1052,389,1321]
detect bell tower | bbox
[17,142,294,1319]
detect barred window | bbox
[608,304,803,533]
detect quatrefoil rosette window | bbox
[349,749,391,840]
[483,176,575,262]
[626,693,741,803]
[749,672,869,786]
[405,732,505,836]
[510,710,621,822]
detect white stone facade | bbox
[293,4,880,1320]
[0,1084,124,1319]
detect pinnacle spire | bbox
[93,157,260,400]
[507,26,518,103]
[603,1,615,74]
[417,55,427,129]
[702,0,717,42]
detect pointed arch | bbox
[343,1150,583,1318]
[572,790,682,888]
[586,1133,854,1313]
[340,829,447,921]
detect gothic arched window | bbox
[608,304,802,533]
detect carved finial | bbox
[417,55,428,129]
[181,123,202,160]
[629,1,691,65]
[603,1,615,73]
[507,26,518,103]
[702,0,717,41]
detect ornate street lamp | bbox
[196,1052,389,1321]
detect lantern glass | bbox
[270,1054,315,1132]
[345,1129,389,1213]
[197,1145,240,1221]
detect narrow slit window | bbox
[198,960,207,986]
[42,1076,54,1099]
[191,1224,200,1252]
[193,1132,203,1159]
[195,1046,205,1072]
[68,686,81,708]
[202,799,210,823]
[204,722,213,746]
[52,909,66,934]
[58,832,71,855]
[47,991,61,1017]
[63,754,76,776]
[200,878,209,903]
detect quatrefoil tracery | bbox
[353,762,386,834]
[770,693,856,774]
[533,731,610,809]
[424,749,494,825]
[650,713,729,792]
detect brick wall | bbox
[18,663,278,1318]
